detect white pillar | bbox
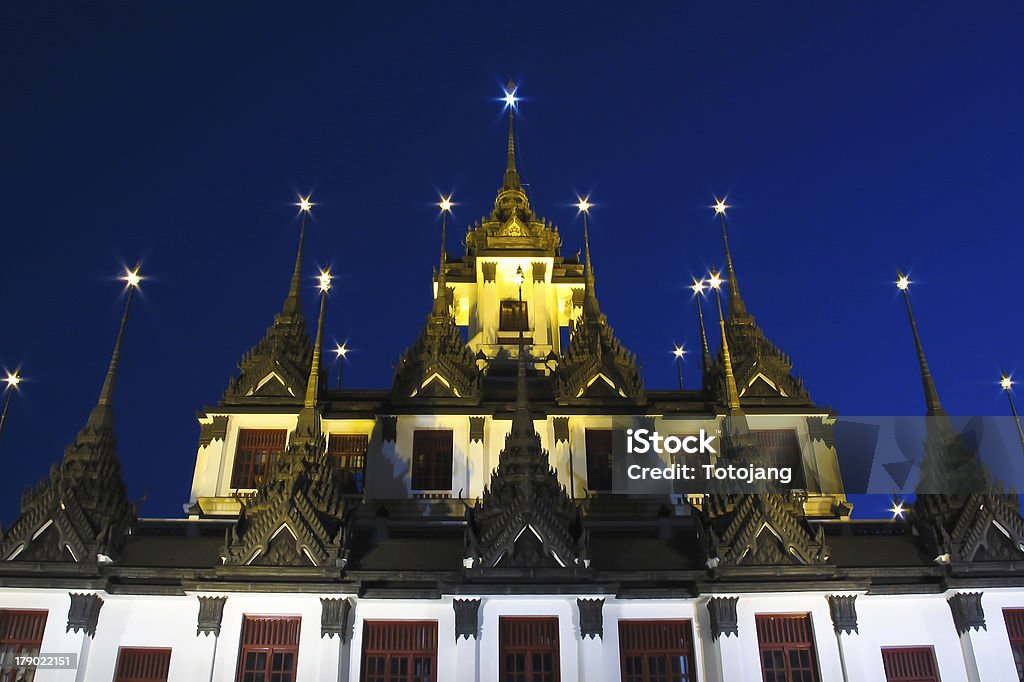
[453,599,481,682]
[577,636,603,681]
[947,592,1016,682]
[454,636,478,681]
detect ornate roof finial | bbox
[691,278,713,381]
[433,195,454,317]
[87,264,142,432]
[293,270,330,447]
[282,195,313,318]
[503,80,520,191]
[896,272,945,416]
[708,270,743,414]
[576,196,601,321]
[1001,372,1024,455]
[713,197,749,318]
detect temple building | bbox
[3,85,1024,682]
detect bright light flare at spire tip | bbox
[334,342,349,358]
[712,197,730,215]
[502,85,519,110]
[575,196,592,214]
[296,195,314,213]
[896,273,911,291]
[690,278,706,295]
[672,345,687,359]
[707,271,724,290]
[3,372,21,389]
[121,266,142,288]
[318,270,333,292]
[438,195,454,213]
[889,500,906,519]
[1001,374,1014,391]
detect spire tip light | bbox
[1001,374,1014,391]
[438,195,454,213]
[121,266,142,289]
[297,195,314,213]
[690,278,705,295]
[707,271,724,290]
[672,345,687,359]
[896,273,911,291]
[575,196,592,214]
[334,342,348,359]
[318,270,332,292]
[713,197,730,216]
[3,372,21,389]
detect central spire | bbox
[714,198,749,319]
[503,80,521,191]
[282,196,312,318]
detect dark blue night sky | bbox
[2,2,1022,521]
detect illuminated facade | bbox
[3,90,1024,682]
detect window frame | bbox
[499,299,530,332]
[328,433,369,493]
[1005,609,1024,681]
[235,615,301,682]
[499,617,560,682]
[411,430,454,492]
[752,429,806,489]
[585,429,614,493]
[880,646,940,682]
[113,647,172,682]
[360,620,438,682]
[230,429,288,489]
[754,613,820,682]
[0,609,47,682]
[617,619,698,682]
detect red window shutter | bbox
[231,429,287,489]
[0,610,48,682]
[1004,609,1024,681]
[755,614,819,682]
[752,430,806,488]
[114,648,172,682]
[880,647,939,682]
[618,620,697,682]
[499,617,560,682]
[236,616,301,682]
[328,434,369,493]
[585,429,614,492]
[411,430,453,491]
[361,621,438,682]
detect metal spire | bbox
[896,273,945,416]
[1001,373,1024,455]
[691,279,712,381]
[86,265,141,432]
[0,372,23,449]
[710,271,743,414]
[713,198,749,318]
[577,197,600,321]
[503,80,521,191]
[282,196,313,318]
[433,196,453,317]
[303,272,331,410]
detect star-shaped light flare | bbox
[690,278,705,296]
[896,273,911,291]
[713,197,730,216]
[575,196,592,214]
[121,266,142,289]
[889,500,907,520]
[1001,374,1014,392]
[707,271,724,290]
[296,195,314,213]
[672,345,687,359]
[438,195,454,213]
[318,269,333,292]
[3,372,21,390]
